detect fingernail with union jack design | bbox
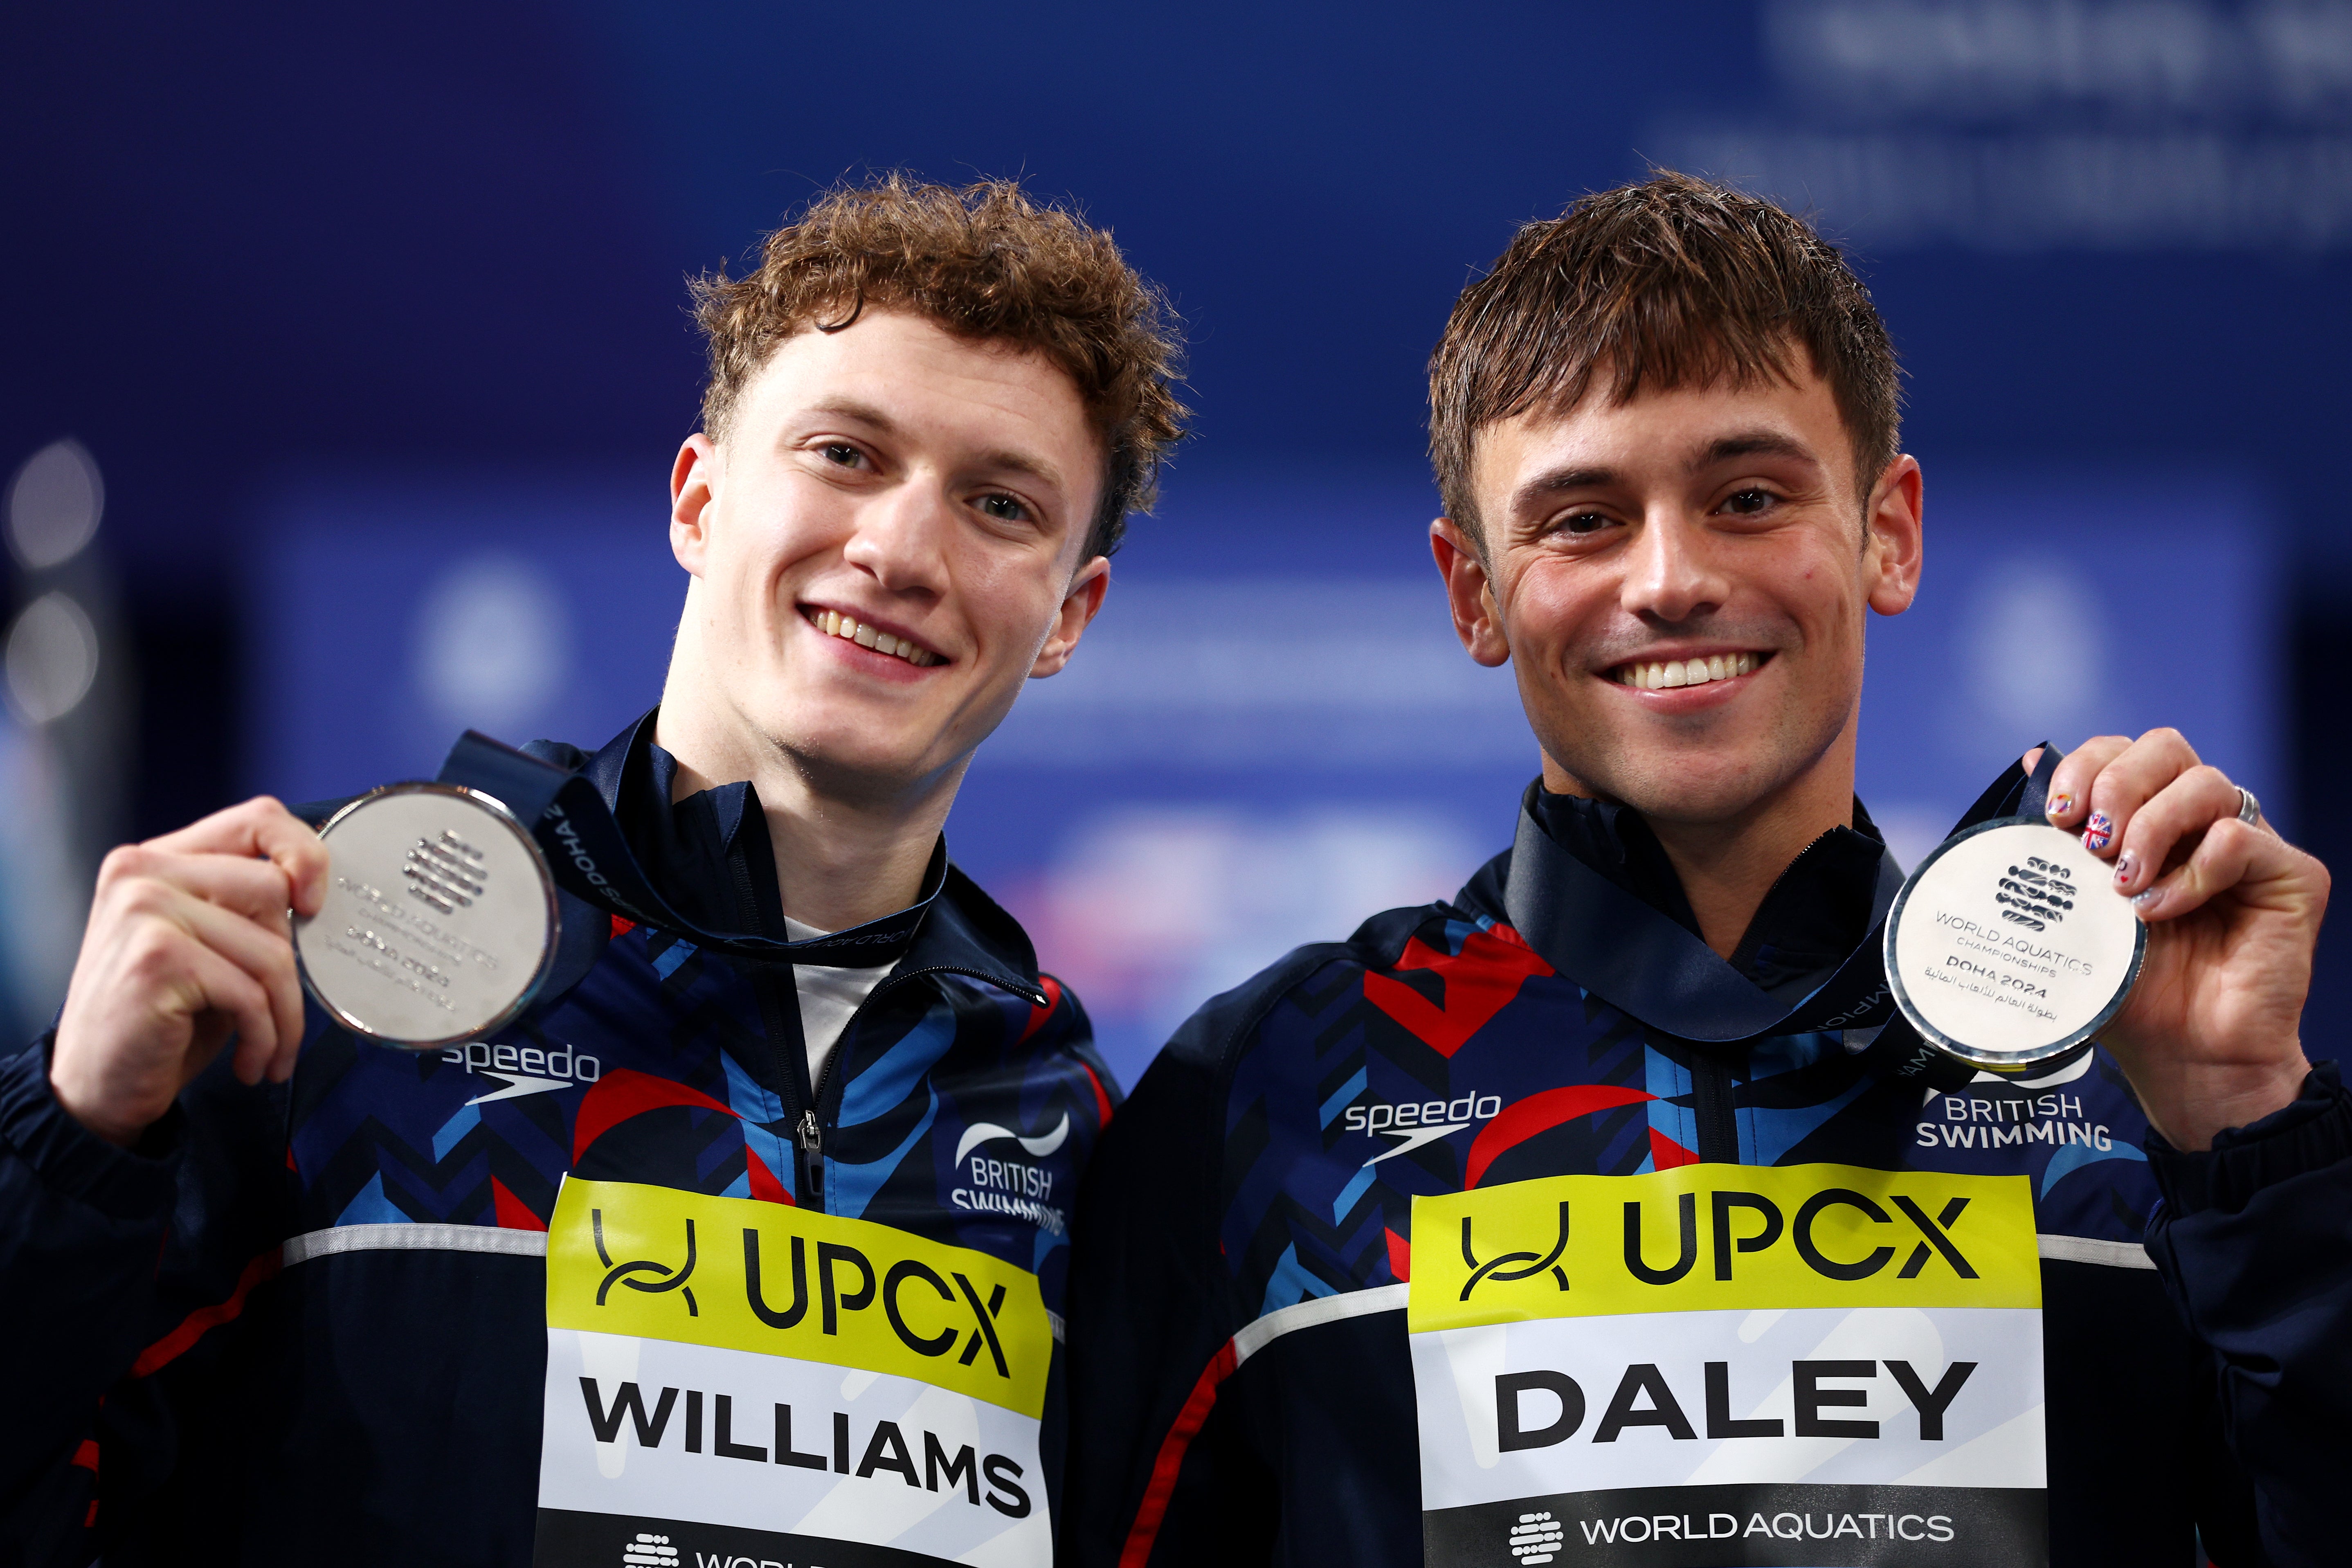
[2082,812,2114,853]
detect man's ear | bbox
[1863,454,1924,617]
[1431,518,1510,667]
[670,434,721,578]
[1030,554,1111,679]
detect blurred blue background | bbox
[2,1,2343,1087]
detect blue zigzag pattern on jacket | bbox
[334,1172,407,1226]
[1260,1242,1340,1318]
[841,1001,958,1128]
[827,1085,938,1220]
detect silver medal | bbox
[294,783,559,1049]
[1884,818,2146,1072]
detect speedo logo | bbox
[437,1037,602,1104]
[1344,1091,1504,1166]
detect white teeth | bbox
[805,609,940,667]
[1615,652,1763,689]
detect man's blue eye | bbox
[979,495,1025,521]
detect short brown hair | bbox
[693,174,1187,560]
[1428,171,1900,539]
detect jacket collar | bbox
[570,709,1040,1004]
[1467,754,2051,1047]
[1482,781,1905,1045]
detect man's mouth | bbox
[1608,651,1769,690]
[803,607,943,668]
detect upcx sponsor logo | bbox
[1344,1091,1504,1166]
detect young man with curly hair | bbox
[1066,173,2345,1567]
[4,176,1184,1567]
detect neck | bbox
[1544,720,1861,960]
[655,684,962,938]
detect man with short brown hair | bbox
[1065,173,2343,1567]
[3,175,1182,1566]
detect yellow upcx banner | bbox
[548,1180,1050,1419]
[1409,1163,2038,1334]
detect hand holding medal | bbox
[2032,729,2327,1152]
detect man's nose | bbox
[841,479,952,595]
[1619,511,1729,625]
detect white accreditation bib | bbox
[1408,1164,2046,1567]
[533,1179,1052,1568]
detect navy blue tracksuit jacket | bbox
[0,715,1117,1565]
[1065,785,2352,1567]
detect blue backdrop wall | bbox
[2,0,2343,1069]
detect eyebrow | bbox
[1696,430,1819,469]
[1507,429,1822,516]
[804,398,1067,495]
[1509,465,1621,516]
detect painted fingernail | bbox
[2132,887,2161,911]
[2083,812,2114,852]
[2046,792,2075,819]
[2113,850,2138,886]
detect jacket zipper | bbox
[1690,1052,1741,1164]
[724,839,822,1203]
[789,963,1045,1212]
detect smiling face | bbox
[663,308,1109,804]
[1433,357,1923,832]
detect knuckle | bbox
[114,877,173,918]
[2205,818,2255,860]
[121,921,185,978]
[97,844,149,884]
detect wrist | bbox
[2141,1048,2312,1154]
[47,1053,148,1149]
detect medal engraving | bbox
[1884,819,2145,1071]
[295,783,558,1049]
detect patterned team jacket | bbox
[1064,792,2352,1568]
[0,720,1116,1566]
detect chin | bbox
[1556,737,1785,826]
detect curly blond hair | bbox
[693,175,1187,559]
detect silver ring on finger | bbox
[2236,785,2262,826]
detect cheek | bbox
[1502,562,1601,649]
[954,560,1063,662]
